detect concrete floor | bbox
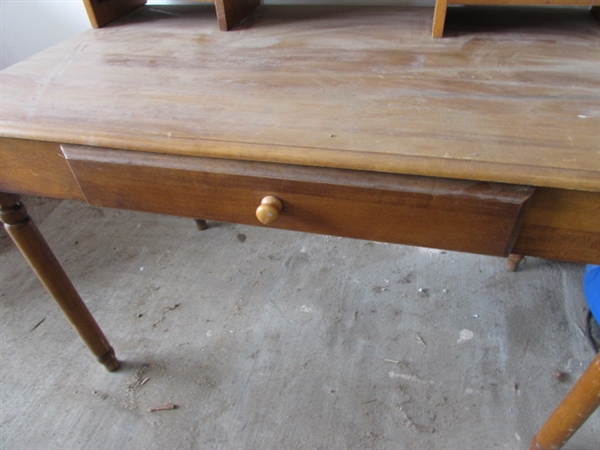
[1,197,598,450]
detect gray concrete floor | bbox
[1,197,598,450]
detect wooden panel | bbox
[1,6,597,192]
[514,188,600,264]
[433,0,449,37]
[0,138,84,200]
[83,0,260,31]
[63,145,534,257]
[215,0,261,31]
[448,0,597,5]
[434,1,599,37]
[82,0,146,28]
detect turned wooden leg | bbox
[0,193,119,371]
[530,353,600,450]
[194,219,208,230]
[506,253,524,272]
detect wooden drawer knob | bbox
[256,196,283,225]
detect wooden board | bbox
[82,0,146,28]
[433,1,599,37]
[214,0,261,30]
[62,145,534,257]
[82,0,260,31]
[0,138,84,200]
[1,5,599,192]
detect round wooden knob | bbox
[256,196,283,225]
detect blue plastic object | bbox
[584,265,600,321]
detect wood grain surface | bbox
[0,138,85,200]
[63,145,534,257]
[1,5,598,191]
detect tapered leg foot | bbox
[195,219,208,230]
[97,346,120,372]
[506,253,524,272]
[0,193,119,371]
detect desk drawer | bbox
[63,145,533,256]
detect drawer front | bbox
[62,145,534,256]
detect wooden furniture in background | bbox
[1,6,598,449]
[214,0,260,30]
[433,0,599,37]
[82,0,260,30]
[82,0,146,28]
[83,0,600,35]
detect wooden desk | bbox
[0,6,598,449]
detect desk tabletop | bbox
[1,5,598,191]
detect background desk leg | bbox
[0,193,119,371]
[194,219,208,231]
[529,353,600,450]
[506,253,524,272]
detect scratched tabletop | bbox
[1,5,598,190]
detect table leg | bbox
[506,253,524,272]
[529,353,600,450]
[194,219,208,230]
[0,193,119,371]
